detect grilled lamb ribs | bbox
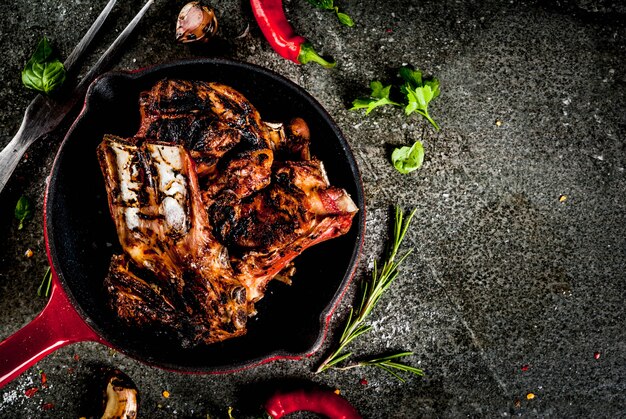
[98,79,357,345]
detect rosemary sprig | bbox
[37,267,52,298]
[315,206,422,380]
[332,352,424,382]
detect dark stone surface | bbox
[0,0,624,417]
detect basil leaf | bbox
[21,37,66,94]
[391,141,424,174]
[336,11,354,27]
[15,195,33,230]
[307,0,334,10]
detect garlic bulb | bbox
[176,1,218,43]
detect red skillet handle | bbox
[0,280,103,389]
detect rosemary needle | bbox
[37,267,52,298]
[315,206,423,380]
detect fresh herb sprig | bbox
[21,37,66,95]
[37,267,52,298]
[351,66,441,131]
[399,67,440,131]
[330,351,424,382]
[14,195,33,230]
[315,207,423,380]
[350,81,402,115]
[307,0,354,27]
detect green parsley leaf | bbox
[391,141,424,174]
[351,81,402,115]
[21,37,66,95]
[306,0,354,27]
[399,67,440,130]
[14,195,33,230]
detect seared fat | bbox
[98,80,358,345]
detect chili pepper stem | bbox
[298,43,336,68]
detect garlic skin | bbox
[176,1,218,43]
[101,369,138,419]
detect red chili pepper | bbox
[265,388,361,419]
[250,0,336,68]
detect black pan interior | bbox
[45,59,365,371]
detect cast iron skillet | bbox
[0,58,364,387]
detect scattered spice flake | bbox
[559,195,567,203]
[594,351,601,360]
[25,248,34,258]
[42,402,55,411]
[162,390,170,398]
[25,387,39,398]
[495,119,503,126]
[66,367,75,375]
[73,354,80,362]
[333,389,341,395]
[359,378,368,386]
[526,392,536,400]
[40,372,48,387]
[521,364,530,372]
[386,28,393,33]
[514,398,521,408]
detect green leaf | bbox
[307,0,334,10]
[21,37,66,94]
[399,66,440,130]
[350,81,402,114]
[399,66,422,87]
[31,37,53,63]
[391,141,424,174]
[14,195,33,230]
[336,11,354,27]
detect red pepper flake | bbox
[359,378,368,386]
[73,354,80,362]
[40,372,48,387]
[66,367,75,375]
[25,387,39,398]
[41,402,54,411]
[521,364,530,372]
[594,351,601,360]
[386,28,393,33]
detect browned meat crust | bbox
[98,79,357,345]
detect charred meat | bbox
[98,79,357,345]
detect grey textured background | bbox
[0,0,625,417]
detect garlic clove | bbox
[176,1,218,43]
[101,369,139,419]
